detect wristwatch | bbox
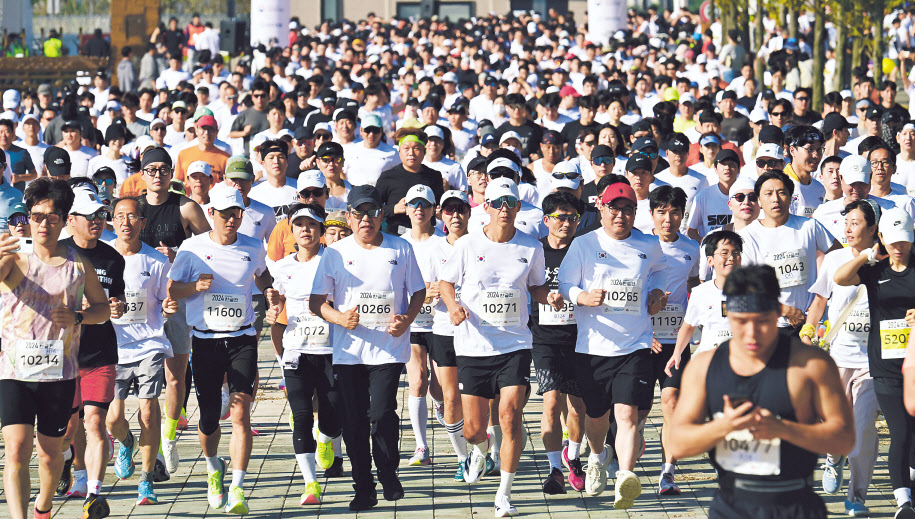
[74,311,84,326]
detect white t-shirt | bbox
[468,201,546,239]
[15,140,48,180]
[683,280,732,353]
[894,157,915,194]
[739,215,835,327]
[163,126,187,147]
[111,242,172,363]
[66,146,99,178]
[311,233,426,365]
[687,184,732,238]
[87,155,129,184]
[202,193,277,243]
[881,184,915,221]
[424,157,467,191]
[428,235,460,337]
[653,234,700,343]
[168,232,268,338]
[272,250,333,356]
[558,228,668,357]
[403,230,446,333]
[811,196,895,246]
[790,178,826,218]
[439,228,546,356]
[809,246,870,369]
[248,178,299,221]
[342,141,400,186]
[654,167,710,210]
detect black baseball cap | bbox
[821,113,855,136]
[44,146,70,176]
[720,90,737,101]
[626,154,653,172]
[347,185,382,208]
[865,106,884,121]
[632,137,659,152]
[294,126,313,141]
[316,141,344,158]
[665,133,690,152]
[715,149,740,165]
[758,124,784,145]
[591,144,614,159]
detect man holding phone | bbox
[669,265,854,519]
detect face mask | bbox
[494,104,506,116]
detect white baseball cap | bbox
[755,143,784,161]
[424,125,445,140]
[839,155,871,185]
[2,89,20,110]
[69,185,105,215]
[298,169,327,190]
[150,118,167,128]
[187,160,212,177]
[728,175,757,198]
[440,189,470,206]
[484,177,520,202]
[499,131,522,145]
[105,100,122,112]
[442,72,458,83]
[487,157,521,174]
[878,207,915,244]
[208,183,245,211]
[550,161,583,190]
[289,206,324,225]
[406,184,436,205]
[749,108,769,123]
[678,93,697,104]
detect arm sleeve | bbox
[558,239,585,303]
[526,242,547,287]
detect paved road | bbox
[1,331,905,518]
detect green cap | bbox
[194,106,214,121]
[225,156,254,181]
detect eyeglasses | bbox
[715,250,742,259]
[214,208,242,220]
[112,213,142,223]
[605,205,636,216]
[143,166,172,177]
[252,93,267,98]
[9,215,28,226]
[487,196,519,209]
[770,111,786,117]
[756,159,783,168]
[547,213,581,223]
[226,95,238,100]
[552,172,582,180]
[299,188,326,199]
[318,156,343,164]
[799,145,825,155]
[96,178,115,187]
[870,159,894,169]
[350,208,382,219]
[592,156,614,166]
[407,199,433,209]
[731,192,758,203]
[442,203,470,215]
[468,170,490,178]
[29,211,62,224]
[76,209,111,221]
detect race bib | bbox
[287,298,331,348]
[203,293,246,331]
[539,291,575,325]
[651,304,684,340]
[835,309,870,347]
[111,289,148,325]
[697,327,732,353]
[713,413,781,476]
[602,278,642,314]
[880,319,910,359]
[479,288,522,327]
[414,303,435,328]
[352,291,395,328]
[767,249,807,288]
[14,340,63,381]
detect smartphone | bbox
[728,393,751,407]
[17,238,33,255]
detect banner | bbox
[250,0,290,48]
[587,0,627,47]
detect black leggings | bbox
[191,335,258,436]
[284,353,341,454]
[876,389,915,490]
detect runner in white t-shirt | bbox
[653,133,708,212]
[686,149,741,241]
[812,155,895,246]
[248,139,298,221]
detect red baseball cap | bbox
[600,182,637,205]
[559,85,580,98]
[196,115,218,129]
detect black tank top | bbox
[139,192,188,249]
[705,335,819,482]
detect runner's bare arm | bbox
[904,340,915,416]
[180,196,212,236]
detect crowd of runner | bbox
[5,6,915,519]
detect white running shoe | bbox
[462,448,487,483]
[161,432,179,474]
[494,495,518,517]
[584,453,608,496]
[613,470,642,509]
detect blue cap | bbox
[421,100,437,110]
[699,134,721,146]
[481,134,496,146]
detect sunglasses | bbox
[315,133,333,141]
[29,211,62,224]
[251,93,267,98]
[637,151,659,160]
[96,178,115,186]
[364,127,382,134]
[76,208,111,221]
[407,199,433,209]
[756,159,783,168]
[795,97,809,101]
[487,196,519,209]
[442,203,470,215]
[592,156,614,166]
[299,188,325,199]
[9,215,28,226]
[770,111,786,117]
[214,208,242,220]
[319,156,343,164]
[552,172,582,180]
[547,213,581,223]
[731,192,758,203]
[350,208,382,219]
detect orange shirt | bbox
[119,172,145,198]
[174,145,230,188]
[267,219,297,262]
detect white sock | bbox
[488,425,502,457]
[546,450,562,471]
[446,420,468,461]
[408,396,428,450]
[896,488,913,507]
[662,463,676,476]
[295,453,316,483]
[589,446,609,465]
[74,469,87,481]
[63,446,73,461]
[496,471,515,500]
[332,435,342,456]
[470,435,489,458]
[911,467,915,482]
[205,456,221,473]
[87,479,102,496]
[567,440,581,460]
[317,431,333,444]
[232,469,246,489]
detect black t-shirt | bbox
[496,120,544,159]
[61,238,125,368]
[792,110,823,126]
[560,120,601,158]
[858,257,915,385]
[375,164,445,234]
[529,238,577,346]
[286,152,310,180]
[720,114,752,146]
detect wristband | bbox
[799,323,816,339]
[866,247,879,265]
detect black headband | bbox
[141,147,173,169]
[725,293,780,314]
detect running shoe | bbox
[325,456,344,477]
[433,401,446,427]
[463,449,486,484]
[408,447,432,466]
[33,507,51,519]
[316,435,335,470]
[67,472,88,499]
[584,453,608,496]
[207,458,227,509]
[225,485,249,515]
[57,444,74,496]
[485,453,499,476]
[613,470,642,510]
[562,445,585,491]
[454,462,465,482]
[106,433,115,464]
[348,491,378,512]
[300,481,321,505]
[250,427,261,436]
[177,409,188,431]
[542,467,566,495]
[161,431,179,473]
[81,494,109,519]
[822,456,845,495]
[845,497,869,517]
[494,494,518,517]
[115,432,136,479]
[658,472,680,495]
[896,503,915,519]
[136,480,158,505]
[153,455,170,482]
[221,384,231,420]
